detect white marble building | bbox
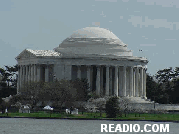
[16,27,148,99]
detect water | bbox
[0,118,178,134]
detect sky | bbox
[0,0,178,76]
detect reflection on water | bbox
[0,118,178,134]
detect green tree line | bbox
[146,67,179,104]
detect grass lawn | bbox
[1,112,179,121]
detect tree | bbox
[146,74,161,102]
[13,80,77,109]
[52,79,77,109]
[0,65,18,98]
[170,78,179,103]
[155,67,177,104]
[0,65,18,88]
[17,81,44,107]
[118,97,129,117]
[0,98,6,114]
[90,98,106,117]
[146,67,179,104]
[4,65,18,88]
[71,78,90,101]
[105,96,120,118]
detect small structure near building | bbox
[66,107,78,114]
[43,105,53,117]
[43,105,54,111]
[66,109,70,114]
[5,108,8,113]
[19,105,30,113]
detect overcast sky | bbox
[0,0,178,76]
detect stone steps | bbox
[121,97,153,104]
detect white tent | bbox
[43,105,53,111]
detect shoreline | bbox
[0,116,179,123]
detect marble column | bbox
[135,67,139,97]
[96,66,100,96]
[45,65,49,82]
[105,65,109,96]
[17,66,20,92]
[118,67,122,96]
[90,66,93,91]
[34,64,36,82]
[22,66,25,86]
[28,65,31,82]
[109,66,113,96]
[130,66,134,97]
[133,69,135,97]
[17,66,20,93]
[37,64,41,81]
[31,64,34,82]
[114,66,118,96]
[21,66,23,87]
[77,65,81,79]
[61,65,65,79]
[20,65,23,89]
[87,65,91,91]
[65,64,72,80]
[100,66,103,95]
[123,66,126,96]
[143,68,147,98]
[140,67,144,97]
[26,65,28,83]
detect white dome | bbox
[60,27,127,47]
[70,27,119,39]
[54,27,132,57]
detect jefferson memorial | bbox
[16,27,148,99]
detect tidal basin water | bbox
[0,118,178,134]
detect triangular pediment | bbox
[15,49,36,60]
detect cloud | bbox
[128,16,179,30]
[109,21,112,22]
[140,44,156,46]
[137,0,179,8]
[120,16,123,19]
[95,0,117,2]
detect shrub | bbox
[105,96,120,118]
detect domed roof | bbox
[70,27,119,39]
[60,27,127,47]
[54,27,132,57]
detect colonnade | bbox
[17,64,147,98]
[75,65,147,97]
[17,64,52,93]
